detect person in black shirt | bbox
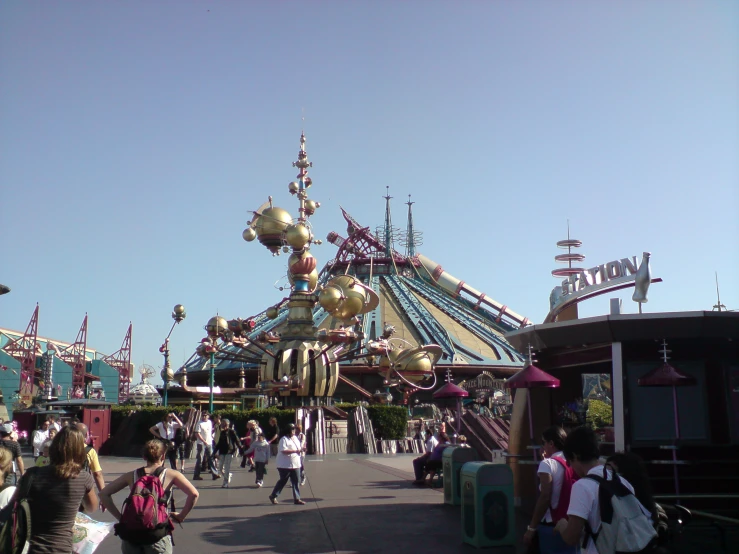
[267,417,279,457]
[0,422,24,485]
[215,418,240,488]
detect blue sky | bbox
[1,2,737,383]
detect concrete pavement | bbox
[91,453,510,554]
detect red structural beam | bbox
[2,305,40,397]
[102,323,132,403]
[57,315,88,396]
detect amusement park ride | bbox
[183,133,455,409]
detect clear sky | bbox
[1,1,737,384]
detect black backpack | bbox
[173,427,186,446]
[0,468,36,554]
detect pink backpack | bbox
[549,456,578,523]
[114,466,173,545]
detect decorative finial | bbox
[658,339,671,363]
[400,194,423,258]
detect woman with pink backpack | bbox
[100,440,199,553]
[523,426,578,554]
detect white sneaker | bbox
[257,481,263,487]
[228,472,233,484]
[300,479,306,486]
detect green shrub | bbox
[367,405,408,440]
[586,399,613,429]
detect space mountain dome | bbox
[174,133,528,405]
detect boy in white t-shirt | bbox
[193,412,219,481]
[554,426,651,554]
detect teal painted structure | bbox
[460,462,516,548]
[90,360,119,402]
[0,353,118,419]
[443,446,480,506]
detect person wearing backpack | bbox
[523,426,578,554]
[554,426,657,554]
[100,439,200,554]
[3,427,98,554]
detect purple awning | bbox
[433,382,469,398]
[504,364,560,389]
[637,363,696,387]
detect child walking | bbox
[244,432,270,487]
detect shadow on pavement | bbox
[200,502,516,554]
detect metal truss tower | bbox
[2,305,40,397]
[102,323,133,403]
[57,315,88,396]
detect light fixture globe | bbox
[205,316,228,338]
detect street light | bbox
[160,304,186,407]
[203,315,228,413]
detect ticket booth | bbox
[45,399,113,449]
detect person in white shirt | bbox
[554,426,651,554]
[192,412,219,481]
[268,423,305,505]
[524,426,577,554]
[425,430,438,453]
[149,412,183,469]
[32,420,51,459]
[48,415,62,433]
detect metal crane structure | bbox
[101,323,133,403]
[1,304,40,399]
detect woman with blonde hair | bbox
[101,439,199,553]
[8,426,98,554]
[0,448,14,508]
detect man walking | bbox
[193,412,219,481]
[215,418,239,488]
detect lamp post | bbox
[203,316,228,413]
[160,304,186,407]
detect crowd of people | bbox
[1,411,674,554]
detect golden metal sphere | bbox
[242,227,257,242]
[304,199,319,215]
[173,304,186,316]
[285,223,311,249]
[255,207,292,238]
[266,307,279,319]
[205,316,229,338]
[161,366,175,382]
[287,268,319,291]
[288,182,299,194]
[319,285,344,312]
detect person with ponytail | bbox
[8,426,98,554]
[100,439,199,553]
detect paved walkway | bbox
[92,453,516,554]
[22,452,735,554]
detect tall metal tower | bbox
[400,194,423,258]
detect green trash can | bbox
[443,446,480,506]
[460,462,515,548]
